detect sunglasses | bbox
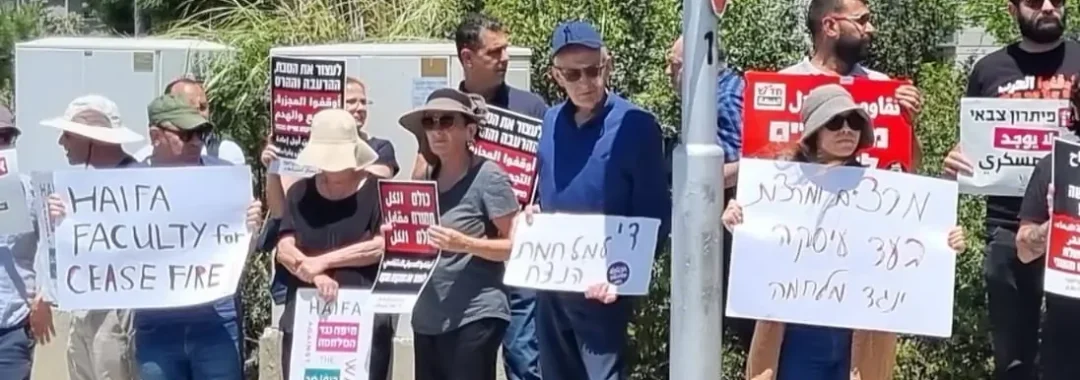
[1019,0,1065,8]
[823,114,862,132]
[421,115,458,131]
[0,130,18,145]
[554,64,604,82]
[162,124,213,143]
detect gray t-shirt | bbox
[411,160,519,335]
[780,57,890,80]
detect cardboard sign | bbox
[742,71,913,171]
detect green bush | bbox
[0,0,84,105]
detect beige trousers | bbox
[67,309,136,380]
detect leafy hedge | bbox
[1,0,1008,378]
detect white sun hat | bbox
[41,95,144,144]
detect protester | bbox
[783,0,924,170]
[1016,72,1080,380]
[422,13,550,379]
[941,1,1080,378]
[133,78,247,165]
[0,104,46,380]
[665,34,753,351]
[525,21,669,380]
[725,85,967,380]
[397,88,519,380]
[273,108,395,380]
[41,95,143,380]
[48,94,263,380]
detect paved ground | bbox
[33,311,506,380]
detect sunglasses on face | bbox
[554,64,604,82]
[163,124,212,143]
[0,131,18,145]
[421,115,458,131]
[824,115,861,132]
[1020,0,1065,8]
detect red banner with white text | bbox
[742,71,914,171]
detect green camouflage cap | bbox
[147,94,211,131]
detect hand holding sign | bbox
[585,283,617,304]
[895,84,922,120]
[942,144,974,179]
[947,227,967,253]
[47,193,65,227]
[246,200,264,233]
[427,225,471,252]
[722,201,744,231]
[313,274,339,302]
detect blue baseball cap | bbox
[551,21,604,55]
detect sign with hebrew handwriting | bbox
[269,56,345,177]
[742,71,913,171]
[370,180,440,313]
[958,98,1072,196]
[288,288,374,380]
[504,214,661,295]
[1047,138,1080,298]
[49,166,253,310]
[726,158,959,337]
[471,106,540,206]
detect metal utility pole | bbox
[133,0,142,37]
[670,0,724,378]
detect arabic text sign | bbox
[1047,138,1080,298]
[958,98,1071,196]
[289,288,374,380]
[270,56,345,176]
[504,214,660,295]
[371,180,440,313]
[471,106,541,206]
[51,166,252,310]
[743,71,913,171]
[726,158,958,337]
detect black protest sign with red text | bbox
[471,106,541,206]
[269,56,345,160]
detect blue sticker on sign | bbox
[607,261,630,285]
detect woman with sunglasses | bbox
[722,85,967,380]
[397,88,519,380]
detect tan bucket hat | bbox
[41,95,143,144]
[296,108,378,172]
[799,84,874,150]
[399,88,487,164]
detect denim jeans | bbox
[135,319,243,380]
[776,324,852,380]
[502,287,541,380]
[0,320,33,380]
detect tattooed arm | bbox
[1017,220,1050,264]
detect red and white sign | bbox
[742,71,913,171]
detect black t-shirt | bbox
[1019,154,1053,224]
[367,136,400,176]
[966,40,1080,232]
[277,176,382,330]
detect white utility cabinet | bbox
[14,37,231,172]
[269,42,534,179]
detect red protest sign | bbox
[378,180,439,255]
[742,71,913,171]
[712,0,728,17]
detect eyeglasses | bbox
[554,63,605,82]
[421,115,457,131]
[832,13,873,27]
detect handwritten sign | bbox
[743,71,913,171]
[370,180,440,314]
[504,214,660,295]
[288,288,374,380]
[0,149,31,235]
[958,98,1072,196]
[726,158,959,337]
[471,106,541,206]
[269,56,346,177]
[49,166,253,310]
[1047,138,1080,298]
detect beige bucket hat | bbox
[296,108,378,172]
[399,88,487,164]
[799,84,874,150]
[41,95,143,144]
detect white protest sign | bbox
[504,214,660,295]
[727,158,959,337]
[0,148,20,178]
[31,171,58,302]
[958,98,1072,196]
[52,166,252,310]
[289,288,374,380]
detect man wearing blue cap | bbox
[528,20,670,379]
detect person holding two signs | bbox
[722,85,967,380]
[273,109,395,380]
[396,88,519,380]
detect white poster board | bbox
[958,98,1072,196]
[50,166,253,310]
[504,214,660,295]
[289,288,375,380]
[0,148,32,235]
[726,158,959,337]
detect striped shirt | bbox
[716,68,745,162]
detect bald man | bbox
[133,78,247,165]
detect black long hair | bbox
[1069,82,1080,137]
